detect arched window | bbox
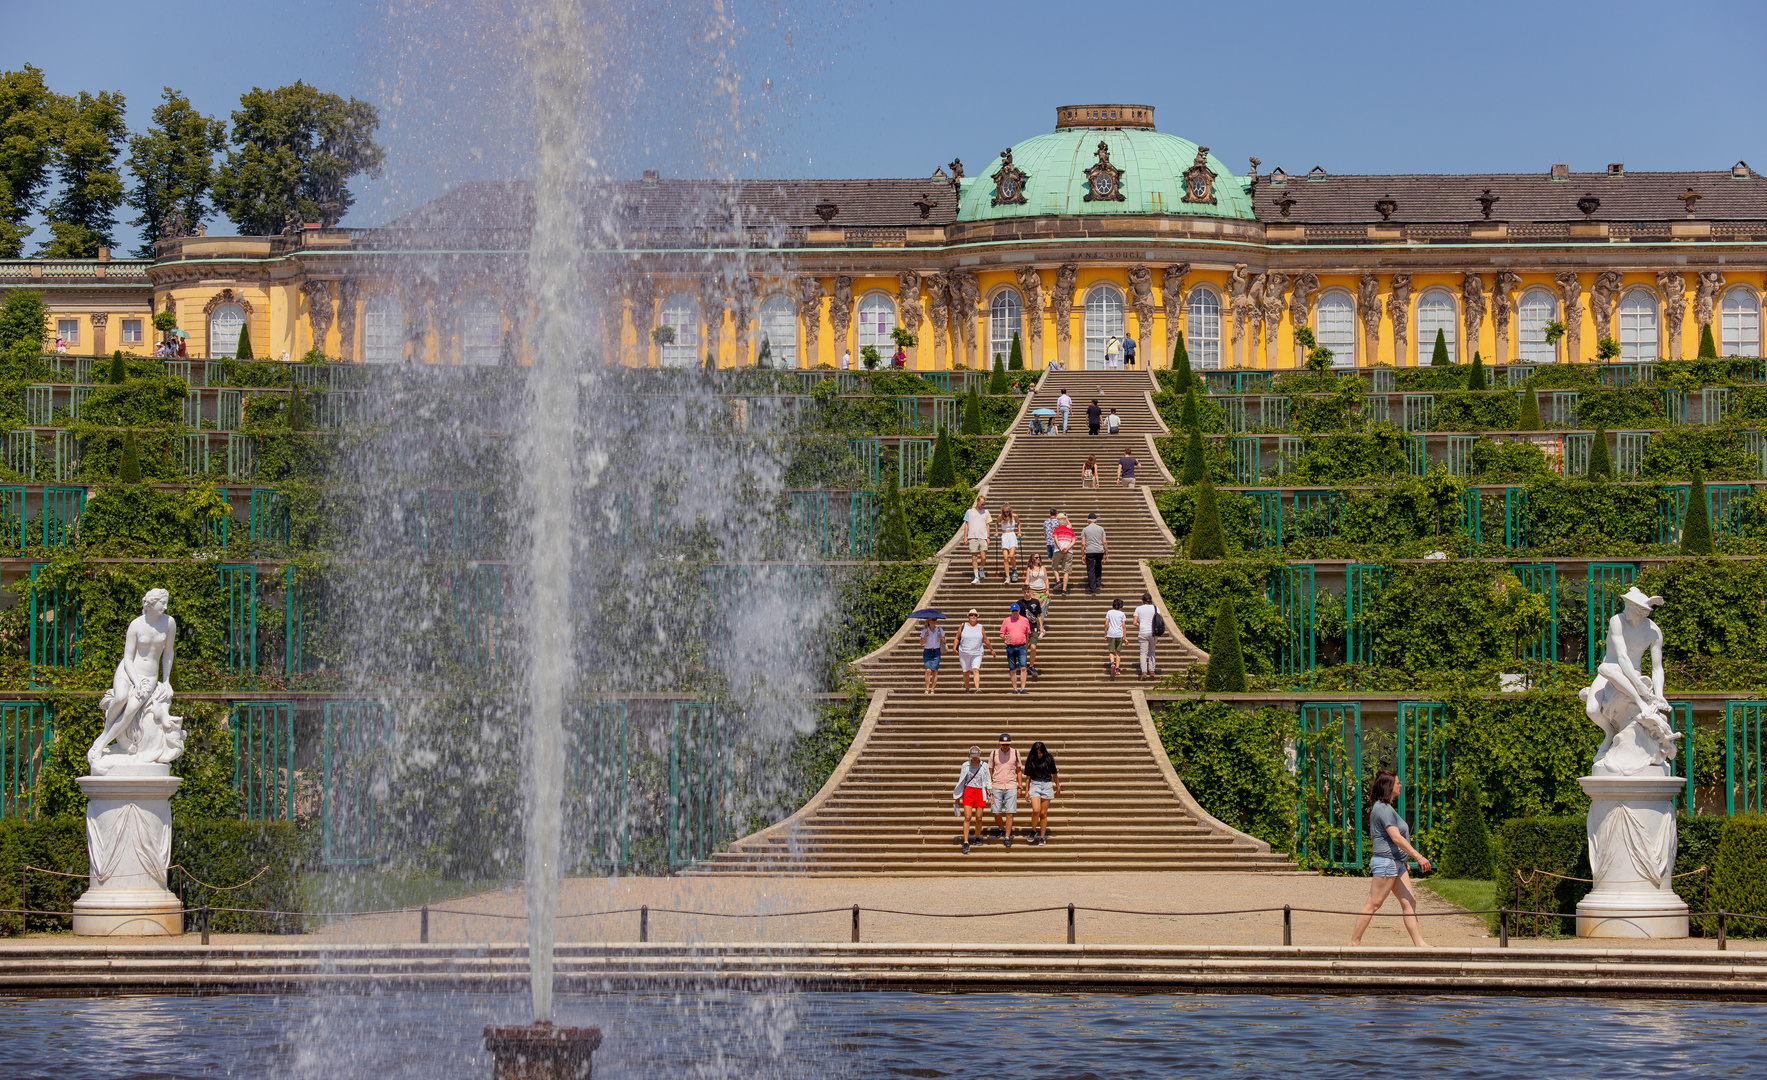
[757,294,796,367]
[1516,288,1558,363]
[1083,284,1124,369]
[1187,287,1222,370]
[657,292,698,367]
[1722,290,1761,358]
[1415,289,1456,364]
[362,293,404,364]
[460,295,502,366]
[208,303,247,360]
[1314,290,1356,368]
[989,289,1023,367]
[1618,290,1658,362]
[856,292,896,363]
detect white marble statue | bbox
[87,588,183,775]
[1579,586,1680,777]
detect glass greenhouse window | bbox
[1618,290,1658,362]
[1315,291,1356,367]
[1722,290,1760,357]
[758,294,796,366]
[856,292,896,362]
[1187,288,1221,370]
[208,304,246,359]
[1084,285,1124,369]
[362,295,403,363]
[1415,290,1456,365]
[1516,289,1557,362]
[658,292,699,367]
[989,289,1022,366]
[460,296,502,366]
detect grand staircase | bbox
[696,369,1292,875]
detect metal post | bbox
[1498,907,1508,948]
[640,905,649,943]
[851,904,860,943]
[1718,911,1728,952]
[1283,904,1292,946]
[1067,903,1075,945]
[201,905,211,946]
[421,904,429,944]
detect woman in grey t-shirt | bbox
[1348,770,1434,947]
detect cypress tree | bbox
[927,426,956,487]
[1187,481,1226,559]
[989,351,1008,394]
[1430,328,1450,366]
[288,384,306,432]
[108,349,126,384]
[1681,468,1714,555]
[1587,426,1613,480]
[1519,387,1542,430]
[875,470,912,559]
[1468,351,1486,391]
[962,383,982,434]
[1172,331,1192,391]
[1441,780,1494,880]
[1007,332,1024,370]
[119,429,141,483]
[1699,322,1719,359]
[236,324,253,361]
[1181,384,1200,429]
[1201,595,1247,692]
[1181,426,1206,484]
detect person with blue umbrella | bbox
[913,609,946,694]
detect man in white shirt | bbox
[1133,591,1159,679]
[960,494,991,585]
[1057,390,1072,433]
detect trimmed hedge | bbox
[0,817,87,933]
[1153,699,1293,850]
[1712,814,1767,937]
[1492,815,1590,935]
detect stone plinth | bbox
[71,765,182,936]
[1575,774,1688,939]
[483,1022,602,1080]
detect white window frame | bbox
[56,318,80,346]
[757,294,797,367]
[1617,289,1659,362]
[1083,285,1124,369]
[1187,287,1222,370]
[1314,290,1356,368]
[988,288,1022,367]
[362,295,404,364]
[207,305,246,359]
[460,295,502,366]
[658,292,699,367]
[1721,289,1761,358]
[121,318,143,344]
[1516,289,1557,363]
[1415,289,1456,365]
[856,291,897,364]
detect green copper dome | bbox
[956,107,1253,222]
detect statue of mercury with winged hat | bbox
[1579,586,1679,776]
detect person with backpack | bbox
[1122,334,1137,368]
[1133,591,1160,679]
[1105,407,1121,435]
[988,733,1023,848]
[952,744,990,854]
[1019,583,1045,679]
[1051,513,1077,595]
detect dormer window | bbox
[1269,166,1287,186]
[1308,165,1328,180]
[1734,161,1752,179]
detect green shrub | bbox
[1201,595,1247,691]
[0,817,87,934]
[962,384,981,435]
[1699,323,1718,359]
[119,430,142,482]
[1180,427,1205,483]
[236,324,253,361]
[1677,814,1725,935]
[1187,482,1226,559]
[1636,559,1767,663]
[108,350,126,384]
[1149,558,1286,678]
[1467,352,1486,391]
[1711,814,1767,936]
[1181,384,1199,429]
[1154,699,1294,849]
[988,352,1008,394]
[1440,779,1493,879]
[1681,469,1714,555]
[1430,328,1450,367]
[875,470,912,559]
[1519,387,1542,430]
[1588,426,1612,479]
[927,427,955,487]
[1007,332,1024,370]
[1172,331,1191,388]
[0,291,49,354]
[1446,693,1599,825]
[173,820,305,933]
[1492,815,1591,935]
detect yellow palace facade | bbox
[7,104,1767,370]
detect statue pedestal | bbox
[71,765,182,937]
[1575,775,1688,939]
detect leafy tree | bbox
[875,470,912,559]
[1543,320,1567,351]
[1468,351,1486,391]
[1596,336,1621,362]
[1180,384,1199,429]
[961,384,982,435]
[1519,387,1542,430]
[1681,468,1713,556]
[212,82,385,235]
[1187,481,1226,559]
[236,324,253,361]
[108,350,126,384]
[124,88,226,256]
[927,427,955,487]
[0,65,60,257]
[0,291,48,353]
[1588,426,1612,480]
[988,351,1008,394]
[1440,780,1493,879]
[1699,323,1719,359]
[119,429,142,483]
[153,310,178,333]
[1007,331,1024,370]
[39,90,128,257]
[1171,331,1192,389]
[1201,596,1247,692]
[1430,328,1450,366]
[860,345,880,370]
[1181,426,1206,484]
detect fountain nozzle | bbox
[483,1021,603,1080]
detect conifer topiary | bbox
[1181,384,1199,430]
[1172,331,1192,391]
[927,426,956,487]
[1519,387,1542,430]
[989,351,1008,394]
[1588,426,1613,480]
[875,470,912,559]
[1188,481,1226,559]
[962,383,982,434]
[1201,595,1247,692]
[119,430,142,483]
[236,325,253,361]
[108,350,126,384]
[1441,780,1494,880]
[1468,351,1486,391]
[1681,468,1714,555]
[288,385,307,432]
[1007,332,1024,370]
[1699,322,1719,359]
[1181,426,1206,484]
[1430,328,1450,366]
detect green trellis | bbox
[1296,701,1362,869]
[217,564,258,673]
[1247,490,1282,550]
[1395,700,1452,844]
[1345,563,1384,666]
[28,564,81,682]
[1268,563,1315,675]
[452,564,504,667]
[1512,562,1558,662]
[668,700,726,870]
[1726,701,1767,816]
[1459,488,1481,542]
[1503,487,1530,549]
[1586,562,1638,673]
[322,701,392,865]
[571,702,631,871]
[249,488,289,546]
[1,701,53,820]
[897,439,933,487]
[232,701,295,821]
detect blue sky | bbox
[5,0,1764,249]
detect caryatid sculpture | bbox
[88,588,183,774]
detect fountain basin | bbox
[483,1021,602,1080]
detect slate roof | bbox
[1252,169,1767,223]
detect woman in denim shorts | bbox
[1020,741,1060,846]
[1349,770,1433,947]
